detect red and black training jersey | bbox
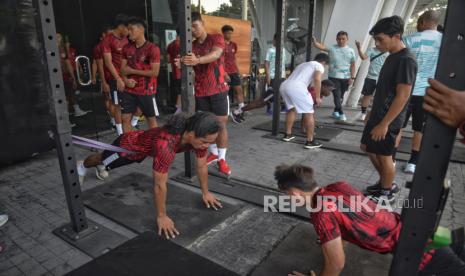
[102,33,129,81]
[122,41,160,96]
[119,127,207,173]
[224,41,239,74]
[167,39,181,80]
[93,42,103,60]
[59,47,72,83]
[192,34,229,97]
[67,47,77,73]
[310,182,434,269]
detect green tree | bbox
[209,0,246,19]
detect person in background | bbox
[312,31,356,121]
[355,40,388,121]
[265,34,287,115]
[166,31,182,114]
[400,10,443,174]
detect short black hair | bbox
[274,164,318,192]
[336,31,348,38]
[164,112,220,137]
[221,25,234,33]
[114,14,129,28]
[191,12,202,22]
[322,79,335,88]
[314,53,329,64]
[370,15,404,37]
[127,16,147,29]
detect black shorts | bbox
[403,96,425,131]
[64,80,74,97]
[120,92,158,117]
[361,78,377,96]
[419,246,465,276]
[172,78,181,96]
[195,92,229,116]
[101,136,146,171]
[108,79,121,105]
[228,72,241,87]
[361,120,400,156]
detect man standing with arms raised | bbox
[179,12,232,176]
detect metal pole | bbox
[34,0,88,233]
[242,0,248,20]
[389,0,465,274]
[271,0,286,136]
[305,0,315,62]
[179,0,196,178]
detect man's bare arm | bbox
[320,237,345,276]
[312,36,329,52]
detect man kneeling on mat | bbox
[274,164,465,276]
[77,112,223,239]
[280,53,331,149]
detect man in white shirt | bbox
[280,53,331,149]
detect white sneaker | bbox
[403,163,416,174]
[0,214,9,227]
[339,114,347,121]
[77,160,87,185]
[357,112,367,121]
[74,108,89,117]
[95,165,109,180]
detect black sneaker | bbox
[367,188,397,204]
[238,113,246,122]
[230,112,243,124]
[366,182,400,194]
[282,134,295,142]
[304,140,323,149]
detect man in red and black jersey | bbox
[120,17,160,133]
[92,26,113,124]
[77,112,223,239]
[102,14,129,135]
[274,164,465,276]
[179,12,232,176]
[221,25,246,124]
[166,32,182,114]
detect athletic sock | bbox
[218,148,227,161]
[77,162,87,175]
[131,116,140,127]
[408,150,420,164]
[361,107,367,114]
[175,107,182,114]
[110,117,116,126]
[238,102,245,109]
[116,123,123,135]
[209,144,219,156]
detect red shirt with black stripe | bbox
[224,41,239,74]
[119,127,207,173]
[167,39,181,80]
[192,34,229,97]
[122,41,160,96]
[102,33,129,81]
[310,182,434,270]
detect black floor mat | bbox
[396,137,465,163]
[251,223,391,276]
[82,172,243,246]
[66,231,239,276]
[253,121,343,141]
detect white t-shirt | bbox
[284,61,325,88]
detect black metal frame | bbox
[271,0,287,136]
[178,0,196,178]
[305,0,315,62]
[390,0,465,274]
[35,0,126,257]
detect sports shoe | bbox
[230,111,243,124]
[74,108,89,117]
[217,159,231,175]
[0,214,9,228]
[77,160,87,185]
[338,114,347,121]
[366,182,400,194]
[331,111,341,119]
[238,113,246,122]
[403,163,416,174]
[95,165,109,180]
[367,188,396,204]
[357,112,367,122]
[207,154,218,165]
[304,140,323,149]
[282,134,295,142]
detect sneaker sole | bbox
[304,144,323,149]
[207,159,218,165]
[282,137,295,142]
[95,169,108,181]
[367,195,396,204]
[230,114,241,124]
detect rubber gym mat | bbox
[66,231,239,276]
[252,120,343,141]
[82,172,244,246]
[396,137,465,163]
[251,223,391,276]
